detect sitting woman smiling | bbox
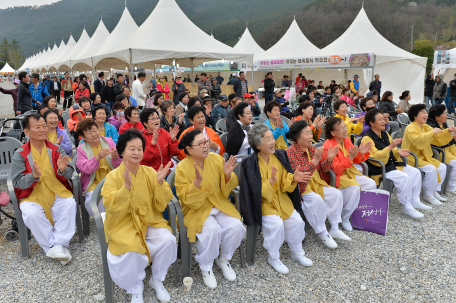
[333,100,364,138]
[119,106,144,135]
[44,109,72,156]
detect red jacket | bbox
[140,128,180,171]
[119,121,144,135]
[74,88,90,102]
[12,140,73,201]
[321,137,369,187]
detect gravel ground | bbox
[0,82,17,119]
[2,82,456,302]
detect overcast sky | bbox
[0,0,59,9]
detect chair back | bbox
[293,103,300,111]
[62,112,71,125]
[396,113,410,132]
[260,112,268,120]
[280,115,289,125]
[354,137,362,147]
[215,118,227,134]
[168,170,176,189]
[90,179,105,220]
[252,117,266,125]
[220,133,228,149]
[313,142,324,148]
[0,137,23,181]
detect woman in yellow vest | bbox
[334,99,364,137]
[101,130,175,303]
[401,104,447,206]
[175,130,245,290]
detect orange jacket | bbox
[178,126,225,160]
[67,104,86,132]
[321,137,369,187]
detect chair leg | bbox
[81,203,90,236]
[441,164,452,195]
[239,239,246,268]
[74,198,84,242]
[167,203,180,284]
[246,224,260,266]
[101,246,115,303]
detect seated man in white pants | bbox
[102,130,176,303]
[362,109,425,218]
[240,124,313,274]
[76,118,122,216]
[287,120,352,249]
[321,117,377,231]
[11,113,76,265]
[402,104,447,206]
[175,130,245,289]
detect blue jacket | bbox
[44,79,53,93]
[150,78,157,89]
[264,119,289,147]
[275,97,290,113]
[212,103,230,121]
[93,78,105,93]
[104,122,119,144]
[29,82,49,106]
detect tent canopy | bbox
[93,0,253,70]
[48,35,77,72]
[233,27,264,58]
[0,62,16,74]
[54,28,91,71]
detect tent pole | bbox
[372,55,376,82]
[191,58,195,88]
[251,64,254,91]
[153,64,156,83]
[129,48,134,87]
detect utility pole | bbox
[435,32,438,49]
[411,23,414,51]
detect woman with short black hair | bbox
[159,100,185,138]
[226,102,253,158]
[119,106,144,135]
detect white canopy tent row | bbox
[47,35,77,73]
[37,42,61,73]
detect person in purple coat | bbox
[43,109,73,156]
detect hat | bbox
[14,79,20,84]
[274,88,282,94]
[366,91,374,97]
[232,73,237,77]
[149,88,159,95]
[353,74,359,78]
[200,89,208,95]
[243,93,253,99]
[219,94,228,101]
[202,96,214,103]
[211,77,217,81]
[112,102,125,111]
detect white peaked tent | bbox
[255,19,319,61]
[311,8,427,104]
[38,43,60,72]
[233,27,264,57]
[0,62,16,74]
[32,47,50,72]
[48,35,77,72]
[55,28,91,71]
[71,18,110,70]
[93,0,253,71]
[78,7,138,71]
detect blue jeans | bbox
[435,98,444,105]
[265,92,274,104]
[449,96,456,114]
[106,101,115,115]
[425,96,434,106]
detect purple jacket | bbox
[0,87,18,111]
[354,111,389,137]
[76,137,122,192]
[108,116,127,131]
[56,127,73,156]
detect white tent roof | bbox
[233,28,264,58]
[38,42,60,71]
[93,0,253,69]
[48,35,77,71]
[255,19,319,60]
[78,7,138,70]
[72,19,110,70]
[32,47,50,71]
[55,28,91,71]
[0,62,16,73]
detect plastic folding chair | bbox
[260,112,268,120]
[215,119,227,134]
[431,147,452,195]
[70,156,90,236]
[220,133,228,150]
[90,179,181,303]
[396,113,410,133]
[0,118,25,142]
[0,137,22,181]
[252,117,267,125]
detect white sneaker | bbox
[317,233,338,249]
[423,195,442,206]
[267,257,289,274]
[215,257,236,281]
[46,245,69,262]
[411,201,432,210]
[131,293,144,303]
[201,269,217,289]
[433,191,447,202]
[341,220,353,231]
[149,280,170,302]
[403,209,424,219]
[291,252,313,266]
[60,246,72,266]
[447,188,456,195]
[329,229,352,241]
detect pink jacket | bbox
[76,137,122,192]
[340,95,355,106]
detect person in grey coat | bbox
[197,72,212,98]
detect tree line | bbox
[0,38,25,70]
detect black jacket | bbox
[379,100,398,121]
[93,78,105,94]
[225,110,236,132]
[211,84,221,100]
[233,78,248,98]
[425,74,435,97]
[263,78,275,93]
[240,149,303,226]
[365,129,404,176]
[101,85,116,103]
[449,80,456,97]
[172,82,186,105]
[226,122,249,157]
[114,81,128,96]
[17,81,35,112]
[427,119,456,148]
[159,114,186,138]
[50,81,61,91]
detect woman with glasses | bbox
[139,108,180,172]
[175,130,245,289]
[321,117,376,231]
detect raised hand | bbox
[348,145,359,160]
[110,147,119,160]
[32,160,42,179]
[326,145,340,162]
[56,135,63,145]
[389,138,402,149]
[277,118,284,129]
[209,140,219,151]
[349,117,359,123]
[169,124,180,141]
[56,154,69,173]
[397,149,410,157]
[193,163,203,188]
[223,156,238,180]
[448,126,456,133]
[96,148,111,161]
[358,115,365,124]
[312,146,324,165]
[359,141,373,155]
[178,113,184,125]
[288,117,296,127]
[312,115,321,128]
[124,161,132,190]
[269,165,278,186]
[152,128,159,145]
[433,128,443,134]
[157,161,172,185]
[317,116,326,129]
[293,165,313,183]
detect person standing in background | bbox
[448,73,456,116]
[61,72,73,110]
[369,74,382,97]
[197,72,212,99]
[0,79,19,116]
[93,72,105,94]
[424,72,435,106]
[50,76,61,105]
[216,72,224,85]
[350,75,360,96]
[233,71,248,99]
[132,71,147,110]
[172,75,186,105]
[264,72,275,104]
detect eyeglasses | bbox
[191,139,210,148]
[336,125,348,131]
[148,117,160,121]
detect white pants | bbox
[21,195,77,253]
[196,207,246,272]
[448,160,456,189]
[107,226,177,295]
[300,186,343,234]
[338,174,376,222]
[84,190,105,217]
[385,165,422,211]
[262,210,305,260]
[419,163,447,196]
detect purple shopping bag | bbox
[351,189,390,235]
